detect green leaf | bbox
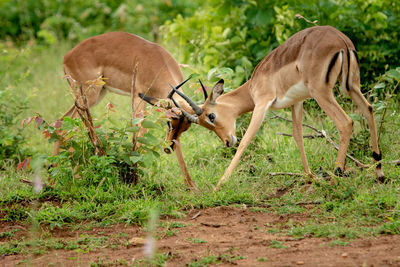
[142,153,154,167]
[207,68,218,81]
[132,118,144,125]
[188,73,200,79]
[141,120,159,129]
[130,155,142,164]
[387,69,400,81]
[373,82,385,89]
[108,117,120,127]
[126,126,140,132]
[143,133,160,146]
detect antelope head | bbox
[170,79,238,148]
[138,76,195,154]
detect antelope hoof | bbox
[375,163,386,183]
[334,167,350,177]
[377,175,387,183]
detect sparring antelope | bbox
[168,25,384,190]
[54,31,200,189]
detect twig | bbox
[276,132,324,139]
[271,113,368,169]
[388,159,400,165]
[75,85,105,156]
[295,14,318,25]
[319,129,368,168]
[266,172,303,177]
[200,222,225,228]
[20,179,52,190]
[190,211,202,220]
[131,61,139,150]
[296,201,322,206]
[20,179,34,185]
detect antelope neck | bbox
[219,80,254,118]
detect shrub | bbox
[0,87,30,164]
[0,0,200,44]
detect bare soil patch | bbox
[2,207,400,266]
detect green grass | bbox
[0,234,113,256]
[188,254,246,267]
[328,239,350,247]
[268,240,287,249]
[187,237,207,244]
[1,42,400,260]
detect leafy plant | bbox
[0,86,30,164]
[22,107,166,186]
[0,0,201,44]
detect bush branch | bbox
[271,113,368,169]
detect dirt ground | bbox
[2,206,400,267]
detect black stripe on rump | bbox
[352,49,360,65]
[345,49,351,91]
[325,51,340,83]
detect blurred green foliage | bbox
[161,0,400,87]
[0,87,29,163]
[1,0,398,86]
[0,0,200,43]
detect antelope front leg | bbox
[173,139,198,190]
[291,102,311,176]
[214,102,273,192]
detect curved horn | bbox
[170,95,199,123]
[167,75,192,99]
[169,84,203,116]
[198,79,208,101]
[138,93,158,106]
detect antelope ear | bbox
[208,79,224,104]
[138,93,159,106]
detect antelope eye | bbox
[208,113,216,123]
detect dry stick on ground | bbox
[276,132,324,139]
[267,172,304,177]
[74,84,105,156]
[271,112,368,169]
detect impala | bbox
[54,31,200,189]
[169,25,384,190]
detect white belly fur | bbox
[105,85,131,96]
[271,81,310,109]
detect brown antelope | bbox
[168,25,384,190]
[54,31,201,189]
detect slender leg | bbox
[214,101,273,191]
[348,88,384,180]
[312,90,353,174]
[173,139,198,190]
[291,101,311,175]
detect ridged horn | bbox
[167,75,192,99]
[198,79,208,101]
[169,84,203,116]
[170,94,199,124]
